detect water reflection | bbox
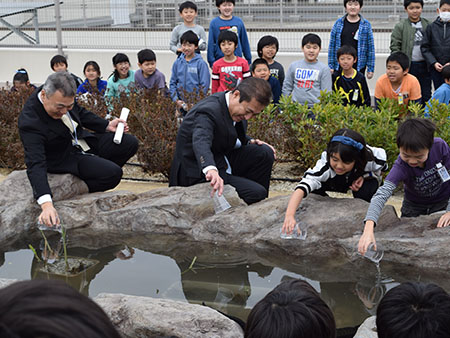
[1,230,450,329]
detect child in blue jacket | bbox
[328,0,375,79]
[169,30,210,116]
[207,0,251,68]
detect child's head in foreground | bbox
[397,118,436,167]
[13,68,31,89]
[302,34,321,63]
[257,35,279,60]
[244,278,336,338]
[326,128,371,176]
[0,279,122,338]
[251,58,270,80]
[376,281,450,338]
[50,54,68,72]
[218,30,238,56]
[385,52,410,83]
[137,49,157,78]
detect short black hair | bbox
[257,35,279,58]
[386,51,410,71]
[137,49,156,64]
[396,118,436,152]
[50,54,68,70]
[13,68,29,83]
[0,279,122,338]
[233,77,272,107]
[251,58,269,73]
[302,33,321,48]
[344,0,363,8]
[337,45,357,60]
[179,1,197,12]
[245,279,336,338]
[216,0,235,6]
[180,30,199,46]
[218,30,238,47]
[404,0,423,8]
[442,64,450,80]
[440,0,450,8]
[377,282,450,338]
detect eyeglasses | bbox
[16,70,27,74]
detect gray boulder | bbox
[0,171,449,270]
[95,293,243,338]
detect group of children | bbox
[12,0,450,114]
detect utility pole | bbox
[54,0,63,55]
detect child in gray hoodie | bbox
[282,33,332,107]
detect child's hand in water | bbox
[350,176,364,192]
[282,215,297,235]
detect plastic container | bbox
[280,222,307,240]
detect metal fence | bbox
[0,0,441,52]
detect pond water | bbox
[1,230,450,330]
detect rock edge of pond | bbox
[0,170,448,271]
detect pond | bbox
[1,229,450,330]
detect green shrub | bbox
[248,92,450,171]
[1,88,448,178]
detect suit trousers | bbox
[177,144,274,205]
[49,133,138,193]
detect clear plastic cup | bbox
[212,191,231,214]
[363,242,384,263]
[37,222,62,233]
[280,222,307,240]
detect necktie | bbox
[60,114,90,152]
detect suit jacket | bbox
[169,92,251,185]
[18,87,109,199]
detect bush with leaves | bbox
[78,87,208,178]
[248,91,449,171]
[0,88,34,169]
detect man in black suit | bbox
[19,72,138,227]
[169,77,275,204]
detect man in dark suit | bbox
[19,72,138,227]
[169,77,275,204]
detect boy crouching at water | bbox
[358,118,450,255]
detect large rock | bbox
[0,171,449,270]
[95,293,243,338]
[0,170,88,245]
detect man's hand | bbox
[250,139,277,160]
[205,169,224,196]
[434,62,444,72]
[176,100,185,109]
[350,176,364,192]
[437,211,450,228]
[39,202,60,227]
[366,72,374,80]
[106,118,129,133]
